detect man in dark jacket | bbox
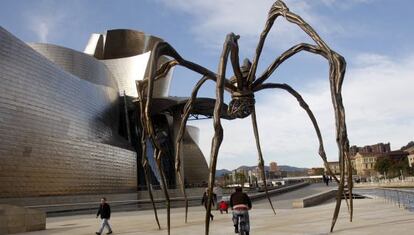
[230,187,252,234]
[201,188,217,221]
[96,197,112,235]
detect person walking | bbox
[325,174,329,186]
[96,197,113,235]
[230,187,252,235]
[201,188,216,221]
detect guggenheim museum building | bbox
[0,27,217,201]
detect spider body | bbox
[228,59,255,119]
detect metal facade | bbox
[0,27,137,197]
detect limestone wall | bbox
[0,204,45,234]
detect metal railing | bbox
[354,188,414,211]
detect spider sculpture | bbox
[137,1,353,235]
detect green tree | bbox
[223,173,231,186]
[375,156,411,178]
[235,172,246,185]
[389,158,410,177]
[374,157,391,175]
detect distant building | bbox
[268,161,281,179]
[248,168,258,180]
[308,168,324,176]
[408,155,414,167]
[325,162,341,175]
[231,168,249,184]
[249,166,266,181]
[354,150,409,176]
[353,153,378,176]
[407,148,414,167]
[402,143,414,167]
[350,143,390,156]
[269,162,279,172]
[326,142,413,177]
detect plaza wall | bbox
[0,27,137,198]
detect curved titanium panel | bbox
[29,43,118,89]
[84,33,105,59]
[101,51,173,97]
[102,29,163,59]
[182,126,209,184]
[84,29,173,97]
[0,27,136,197]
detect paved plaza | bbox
[13,184,414,235]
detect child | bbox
[219,200,229,214]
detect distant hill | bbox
[237,165,307,172]
[215,165,308,177]
[236,165,265,171]
[279,165,308,172]
[216,169,231,177]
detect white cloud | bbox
[28,15,56,42]
[157,0,342,52]
[191,53,414,170]
[321,0,373,8]
[24,0,74,43]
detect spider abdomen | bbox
[228,94,255,119]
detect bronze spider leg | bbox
[143,49,175,235]
[253,44,353,234]
[250,107,277,214]
[134,60,180,230]
[253,44,340,183]
[253,43,353,211]
[150,60,207,226]
[254,82,353,214]
[253,82,341,179]
[247,0,345,218]
[246,0,290,84]
[281,7,352,222]
[143,41,236,233]
[247,1,350,231]
[253,49,348,232]
[204,33,240,235]
[172,34,245,235]
[242,2,333,216]
[136,81,162,230]
[141,101,170,235]
[253,82,353,218]
[251,5,353,231]
[174,76,210,223]
[153,147,171,234]
[225,29,279,216]
[228,35,244,88]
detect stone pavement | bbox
[14,195,414,235]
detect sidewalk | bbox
[15,198,414,235]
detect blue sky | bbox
[1,0,413,170]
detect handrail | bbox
[355,188,414,211]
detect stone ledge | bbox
[250,182,310,201]
[292,189,337,208]
[0,204,46,234]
